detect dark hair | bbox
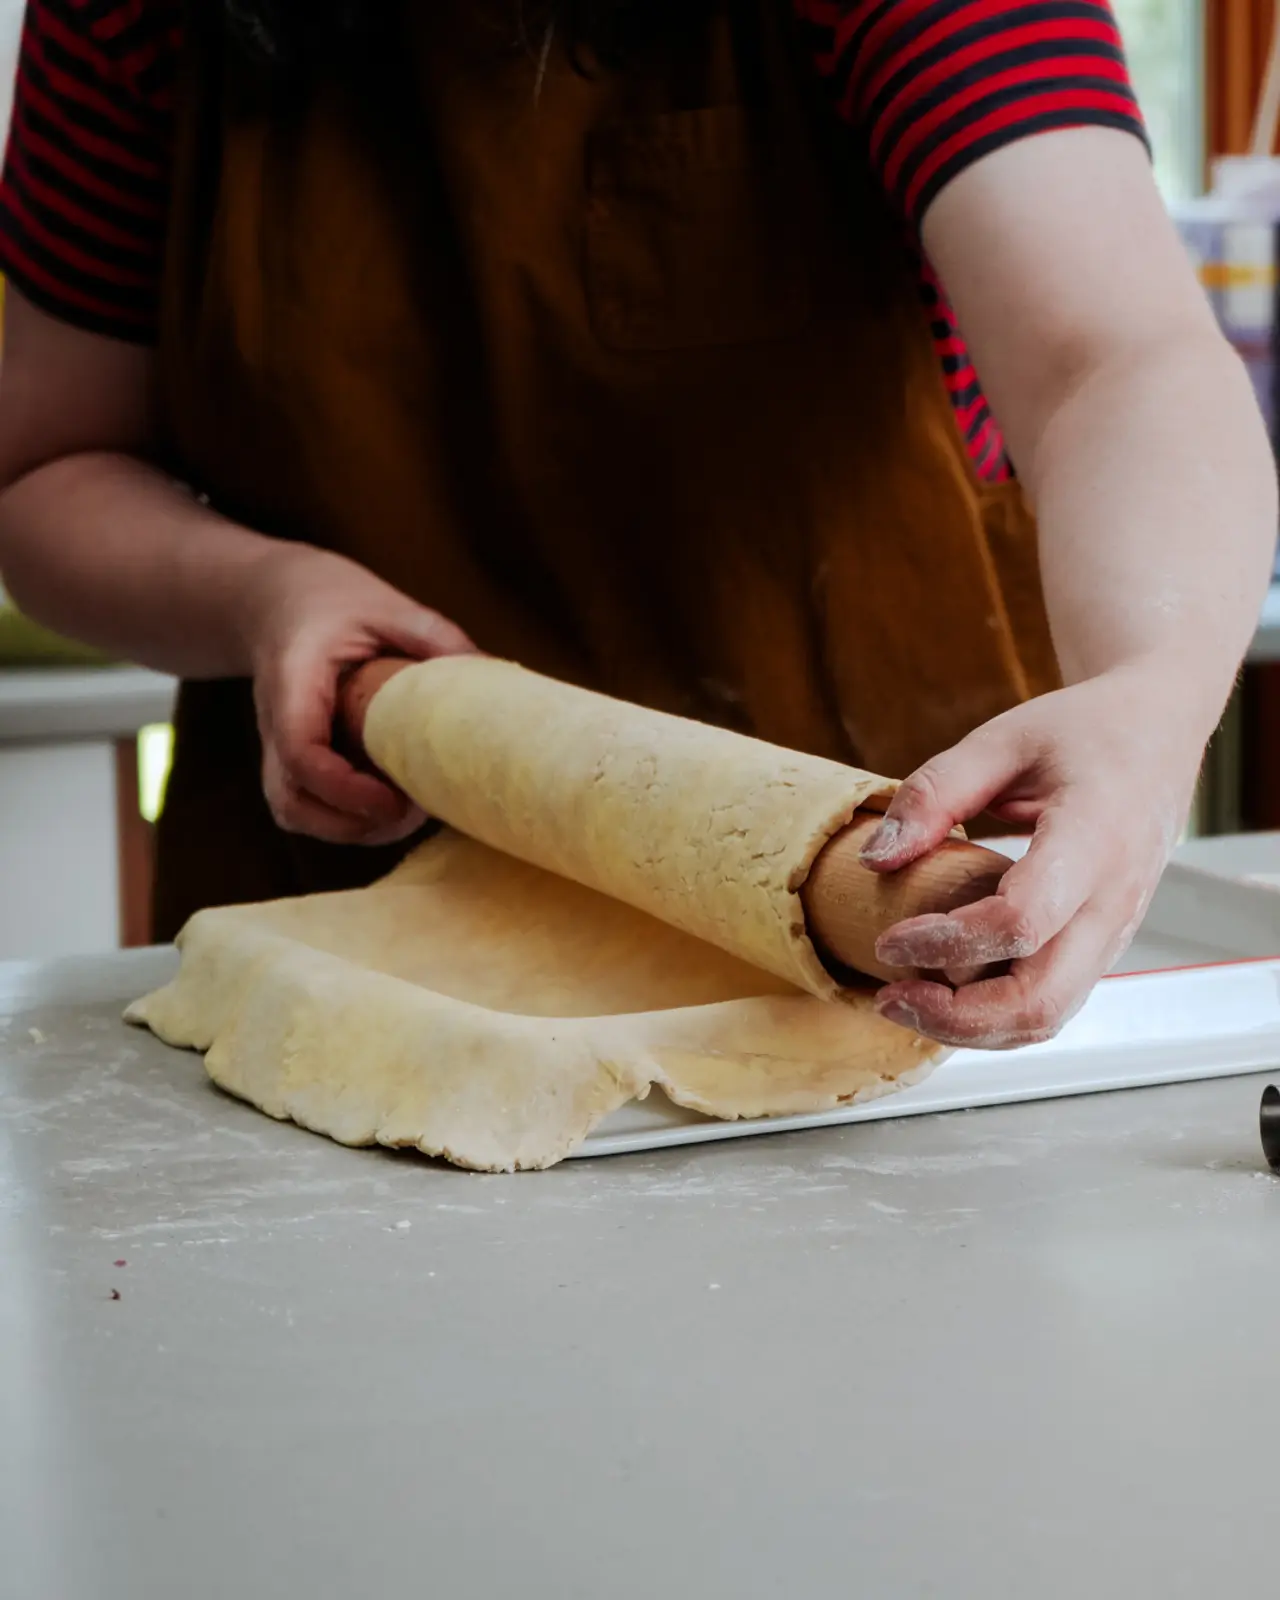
[220,1,698,76]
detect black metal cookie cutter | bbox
[1262,1086,1280,1171]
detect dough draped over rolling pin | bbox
[129,658,947,1172]
[363,656,896,999]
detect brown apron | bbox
[152,0,1058,940]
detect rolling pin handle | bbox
[336,657,415,759]
[800,813,1011,984]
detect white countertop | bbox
[2,938,1278,1597]
[0,665,175,743]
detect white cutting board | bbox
[574,857,1280,1158]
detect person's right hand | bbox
[242,544,475,845]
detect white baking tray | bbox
[1176,829,1280,890]
[575,857,1280,1158]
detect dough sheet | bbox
[129,659,943,1171]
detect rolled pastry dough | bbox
[129,659,944,1172]
[364,657,894,999]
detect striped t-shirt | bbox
[0,0,1146,479]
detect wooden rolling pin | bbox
[338,658,1010,984]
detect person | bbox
[0,0,1273,1050]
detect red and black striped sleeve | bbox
[796,0,1147,224]
[1,0,1150,386]
[0,0,179,342]
[795,1,1148,480]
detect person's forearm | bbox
[0,451,285,678]
[1021,330,1277,733]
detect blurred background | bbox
[1,0,1278,960]
[1115,0,1206,200]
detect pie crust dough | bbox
[129,659,944,1170]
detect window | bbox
[0,1,20,152]
[1112,0,1205,200]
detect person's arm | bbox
[0,288,472,843]
[929,129,1272,711]
[864,127,1277,1046]
[0,290,282,676]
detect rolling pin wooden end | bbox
[800,814,1010,984]
[337,656,414,754]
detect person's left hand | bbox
[857,661,1213,1049]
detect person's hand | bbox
[242,544,475,845]
[858,662,1211,1049]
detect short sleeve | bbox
[0,0,180,342]
[795,0,1148,223]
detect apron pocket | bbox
[586,107,811,352]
